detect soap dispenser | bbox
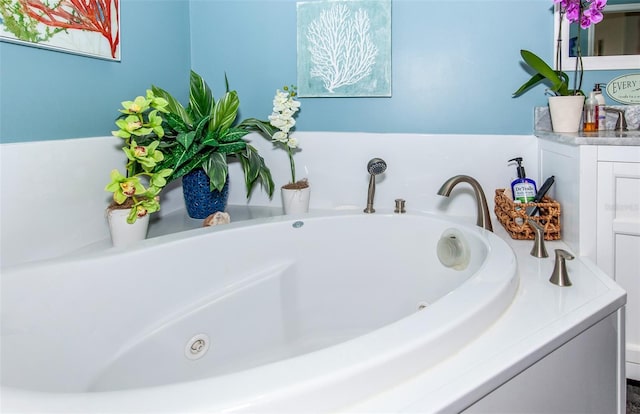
[583,90,599,132]
[508,157,537,203]
[594,83,606,130]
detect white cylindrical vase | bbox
[548,95,585,133]
[107,208,150,247]
[281,186,311,214]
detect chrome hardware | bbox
[603,107,628,132]
[528,219,548,258]
[550,249,575,287]
[363,158,387,214]
[437,175,493,232]
[394,198,406,214]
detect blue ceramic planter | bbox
[182,169,230,219]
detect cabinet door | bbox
[597,161,640,380]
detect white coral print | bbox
[306,3,378,93]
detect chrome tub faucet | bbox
[437,175,493,232]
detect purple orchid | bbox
[555,0,608,28]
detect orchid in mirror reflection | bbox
[105,90,173,224]
[239,85,305,188]
[513,0,607,98]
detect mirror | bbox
[554,1,640,70]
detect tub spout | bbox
[437,175,493,232]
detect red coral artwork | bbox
[0,0,120,61]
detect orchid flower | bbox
[268,85,301,184]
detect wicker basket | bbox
[494,189,561,240]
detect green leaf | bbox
[513,73,547,97]
[151,85,191,125]
[513,50,570,97]
[203,152,228,192]
[219,127,250,143]
[177,131,196,150]
[169,151,211,182]
[242,145,262,183]
[520,50,560,83]
[217,141,247,155]
[238,145,274,198]
[210,91,239,132]
[201,130,221,147]
[258,163,275,198]
[188,70,215,123]
[238,118,276,137]
[164,112,189,134]
[193,115,212,142]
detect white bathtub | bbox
[1,211,518,413]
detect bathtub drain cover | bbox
[185,333,210,360]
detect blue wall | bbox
[0,0,191,143]
[0,0,635,143]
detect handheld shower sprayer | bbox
[364,158,387,213]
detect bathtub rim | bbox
[0,210,519,413]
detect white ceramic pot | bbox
[281,186,311,214]
[548,95,585,133]
[107,208,150,247]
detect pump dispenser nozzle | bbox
[508,157,526,179]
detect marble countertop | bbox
[534,104,640,146]
[535,130,640,146]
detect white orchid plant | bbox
[239,85,305,188]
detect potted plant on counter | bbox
[513,0,607,132]
[105,90,174,246]
[239,85,306,214]
[151,70,275,219]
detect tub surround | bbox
[0,133,538,268]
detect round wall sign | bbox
[606,73,640,104]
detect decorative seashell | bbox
[203,211,231,227]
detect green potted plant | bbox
[513,0,607,132]
[105,90,174,246]
[151,70,275,219]
[239,85,306,214]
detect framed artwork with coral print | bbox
[297,0,391,97]
[0,0,120,61]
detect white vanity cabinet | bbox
[539,137,640,381]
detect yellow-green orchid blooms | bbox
[119,94,152,115]
[104,169,145,205]
[124,140,165,171]
[107,89,176,225]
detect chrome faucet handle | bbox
[603,107,628,132]
[528,219,548,258]
[549,249,575,287]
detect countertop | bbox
[534,104,640,146]
[535,130,640,146]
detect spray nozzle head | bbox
[508,157,526,179]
